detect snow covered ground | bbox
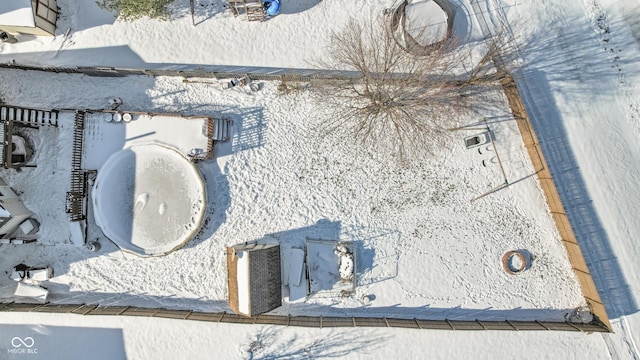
[0,311,614,360]
[0,0,383,70]
[475,0,640,357]
[0,0,639,358]
[0,68,585,320]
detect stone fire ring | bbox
[502,250,528,275]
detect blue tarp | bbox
[264,0,280,16]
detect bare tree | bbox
[313,16,497,161]
[460,30,520,88]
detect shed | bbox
[227,243,281,317]
[0,0,58,36]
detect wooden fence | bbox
[0,63,356,82]
[501,74,611,330]
[0,302,609,332]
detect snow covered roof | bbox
[0,0,35,27]
[227,244,282,317]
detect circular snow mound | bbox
[92,144,206,256]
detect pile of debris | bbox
[11,263,54,303]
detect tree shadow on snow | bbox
[242,325,385,360]
[498,15,635,95]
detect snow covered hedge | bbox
[97,0,173,20]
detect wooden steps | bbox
[0,105,59,127]
[212,117,231,142]
[71,111,85,170]
[66,111,86,221]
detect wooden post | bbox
[190,0,195,26]
[484,118,509,185]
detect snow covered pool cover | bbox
[404,0,449,45]
[92,144,206,256]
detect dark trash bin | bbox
[0,31,17,44]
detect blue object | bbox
[264,0,280,16]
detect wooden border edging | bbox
[501,74,612,331]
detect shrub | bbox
[97,0,173,20]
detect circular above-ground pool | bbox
[389,0,453,56]
[92,144,206,256]
[404,0,450,46]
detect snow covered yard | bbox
[0,66,586,320]
[4,0,640,357]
